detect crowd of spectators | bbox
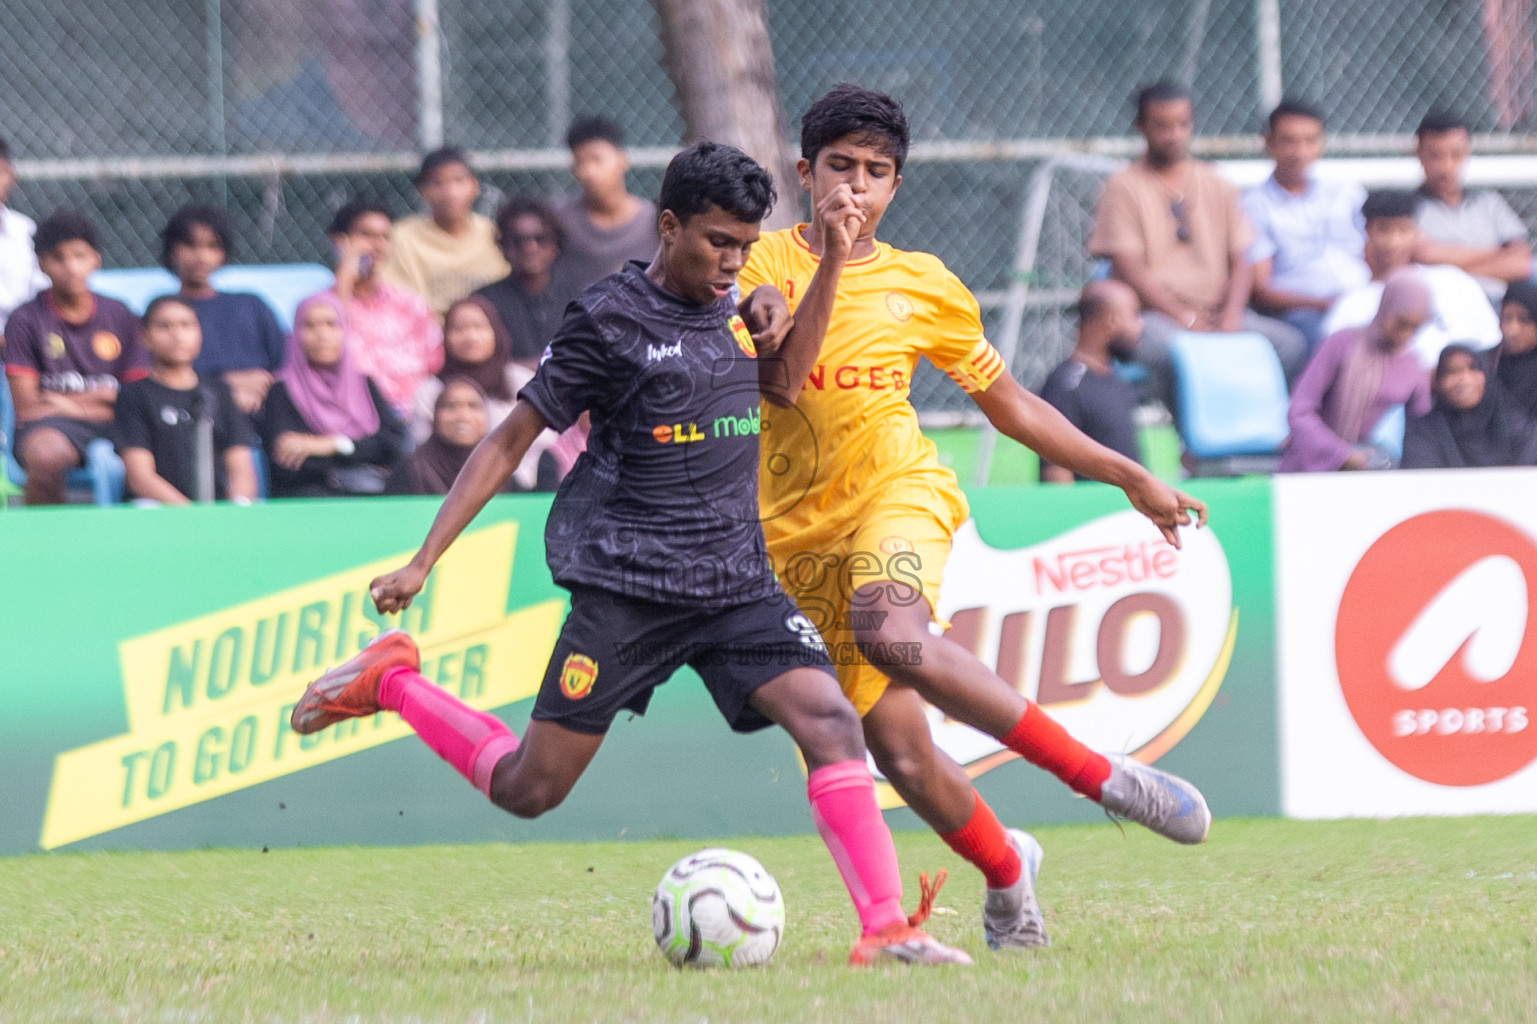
[1042,82,1537,480]
[4,91,1537,508]
[0,116,658,505]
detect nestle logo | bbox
[1033,542,1177,594]
[647,340,683,362]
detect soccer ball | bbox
[651,848,785,968]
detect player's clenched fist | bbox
[816,184,866,261]
[370,562,430,614]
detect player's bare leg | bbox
[747,667,971,966]
[851,582,1210,845]
[864,686,1047,949]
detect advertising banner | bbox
[1275,470,1537,818]
[0,480,1274,855]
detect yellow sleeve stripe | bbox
[943,339,1007,393]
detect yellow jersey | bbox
[738,226,1006,553]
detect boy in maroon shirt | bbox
[3,211,146,505]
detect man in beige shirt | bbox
[1089,81,1306,418]
[383,147,510,317]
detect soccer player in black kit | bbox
[290,142,971,966]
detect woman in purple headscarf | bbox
[1280,269,1434,472]
[261,293,405,497]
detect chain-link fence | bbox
[6,0,1537,408]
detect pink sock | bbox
[807,761,906,936]
[378,666,519,796]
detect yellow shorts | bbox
[772,504,953,716]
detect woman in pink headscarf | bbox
[261,292,405,497]
[1280,269,1435,471]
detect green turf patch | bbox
[1,817,1533,1023]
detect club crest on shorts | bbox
[728,314,757,357]
[560,653,598,699]
[878,535,914,555]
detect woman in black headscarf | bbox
[1402,344,1537,469]
[386,378,523,495]
[1493,280,1537,418]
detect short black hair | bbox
[1416,109,1470,138]
[658,141,775,225]
[34,210,98,256]
[565,115,625,151]
[327,198,393,236]
[1361,189,1420,222]
[1135,80,1193,123]
[160,204,234,270]
[143,294,196,327]
[1266,98,1324,133]
[414,146,475,187]
[494,196,563,252]
[800,84,910,174]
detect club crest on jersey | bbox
[560,653,598,700]
[91,331,122,361]
[728,315,757,357]
[885,291,915,323]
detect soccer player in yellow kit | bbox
[739,85,1213,951]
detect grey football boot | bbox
[1099,756,1211,844]
[983,829,1049,950]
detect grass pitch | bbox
[1,816,1533,1023]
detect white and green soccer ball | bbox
[652,848,785,968]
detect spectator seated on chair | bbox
[1492,280,1537,419]
[1402,343,1537,469]
[3,210,146,506]
[323,197,443,422]
[115,296,259,504]
[475,196,581,373]
[262,293,404,498]
[1088,80,1307,421]
[1244,99,1369,350]
[162,204,287,416]
[381,147,509,317]
[0,136,48,333]
[1039,280,1145,482]
[409,295,518,444]
[388,377,526,496]
[551,115,660,290]
[1281,269,1433,472]
[1413,110,1534,305]
[1321,189,1500,369]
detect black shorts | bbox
[13,416,114,462]
[531,586,836,735]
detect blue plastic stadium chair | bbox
[0,380,124,505]
[1168,331,1290,477]
[211,264,335,332]
[1368,403,1406,464]
[88,267,179,315]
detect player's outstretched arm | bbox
[371,400,549,612]
[757,184,865,407]
[972,375,1207,548]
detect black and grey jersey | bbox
[520,262,777,608]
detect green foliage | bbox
[1,817,1533,1023]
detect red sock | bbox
[379,666,519,796]
[1002,703,1111,800]
[939,793,1020,889]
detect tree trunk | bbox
[651,0,800,229]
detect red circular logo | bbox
[1335,510,1537,786]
